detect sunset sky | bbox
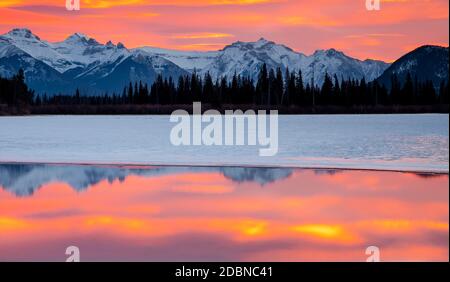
[0,0,448,61]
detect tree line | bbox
[0,69,34,106]
[2,65,449,108]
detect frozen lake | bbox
[0,114,448,172]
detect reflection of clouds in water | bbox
[0,232,298,261]
[6,228,447,261]
[0,165,447,261]
[0,163,293,197]
[22,208,86,219]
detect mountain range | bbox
[0,28,447,96]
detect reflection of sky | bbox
[0,164,448,261]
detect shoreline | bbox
[1,104,449,116]
[1,160,448,175]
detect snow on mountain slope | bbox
[0,28,390,94]
[199,38,305,81]
[1,28,76,73]
[0,36,71,92]
[300,49,389,85]
[73,50,188,93]
[51,34,129,72]
[0,29,188,94]
[1,28,130,73]
[139,38,389,86]
[200,41,388,85]
[137,46,219,72]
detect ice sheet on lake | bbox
[0,114,448,172]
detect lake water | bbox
[0,163,448,261]
[0,114,448,261]
[0,114,448,172]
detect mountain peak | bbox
[377,44,449,88]
[73,32,88,38]
[415,45,449,53]
[314,48,345,57]
[64,32,90,43]
[257,37,268,43]
[6,28,40,41]
[224,38,276,51]
[64,33,101,46]
[117,42,126,49]
[254,37,276,48]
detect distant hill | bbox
[377,45,449,88]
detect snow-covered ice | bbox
[0,114,448,172]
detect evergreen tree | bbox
[256,63,269,105]
[402,73,414,105]
[127,82,133,103]
[295,70,304,105]
[320,73,333,105]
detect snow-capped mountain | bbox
[0,28,188,94]
[377,45,449,88]
[138,38,390,86]
[0,28,391,95]
[1,28,77,73]
[192,38,304,81]
[139,46,220,73]
[68,50,187,93]
[299,48,389,85]
[0,36,71,93]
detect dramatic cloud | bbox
[0,0,448,61]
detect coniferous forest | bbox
[1,64,448,115]
[0,69,34,106]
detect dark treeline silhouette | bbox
[36,64,449,108]
[1,65,448,115]
[0,69,34,106]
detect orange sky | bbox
[0,0,448,61]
